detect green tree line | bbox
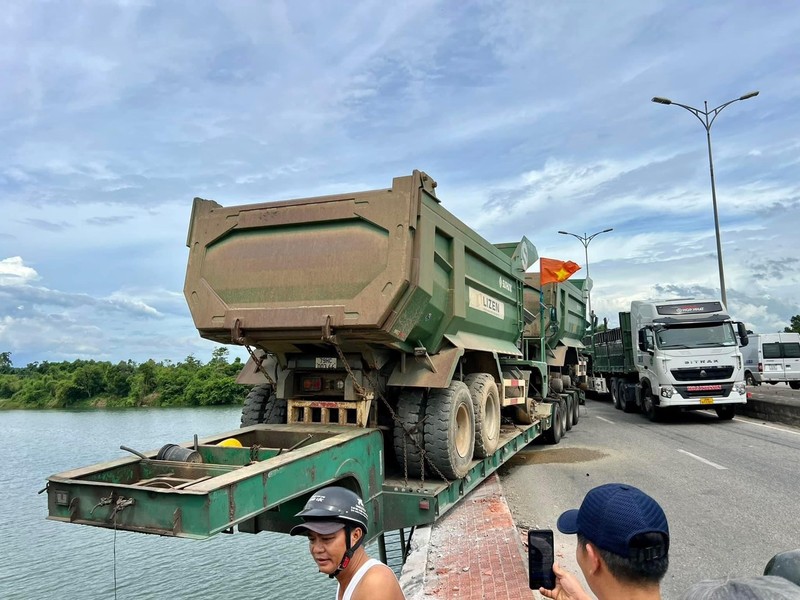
[0,348,249,409]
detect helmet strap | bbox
[329,525,365,579]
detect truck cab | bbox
[631,299,749,419]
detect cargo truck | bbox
[45,170,583,562]
[584,298,749,421]
[742,332,800,389]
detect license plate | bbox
[766,364,780,371]
[699,397,714,405]
[315,357,337,369]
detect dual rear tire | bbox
[393,381,477,480]
[240,384,287,426]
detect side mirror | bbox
[737,322,749,346]
[638,329,647,352]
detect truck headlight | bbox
[734,382,746,395]
[660,386,674,399]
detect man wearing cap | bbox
[290,485,405,600]
[540,483,670,600]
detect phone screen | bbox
[528,528,555,590]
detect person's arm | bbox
[539,562,593,600]
[352,563,405,600]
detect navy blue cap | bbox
[557,483,669,559]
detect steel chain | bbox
[330,340,449,486]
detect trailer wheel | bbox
[543,401,562,444]
[564,395,574,431]
[550,376,564,394]
[745,371,757,386]
[393,390,427,478]
[424,381,475,479]
[464,373,500,458]
[241,384,286,426]
[715,405,736,420]
[789,382,800,390]
[572,392,580,425]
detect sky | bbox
[2,0,800,368]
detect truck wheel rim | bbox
[455,403,471,457]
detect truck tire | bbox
[611,378,622,410]
[621,382,637,413]
[640,384,662,422]
[550,376,564,395]
[561,375,572,390]
[543,400,562,444]
[572,392,580,425]
[464,373,500,458]
[241,384,286,426]
[790,381,800,390]
[513,397,534,425]
[715,405,736,420]
[393,390,427,478]
[424,382,475,479]
[745,371,757,386]
[564,395,574,431]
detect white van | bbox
[742,332,800,389]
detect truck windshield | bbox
[655,322,737,349]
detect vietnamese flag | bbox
[540,257,581,284]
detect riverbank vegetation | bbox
[0,348,249,409]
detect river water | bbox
[0,407,340,599]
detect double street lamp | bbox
[651,91,759,307]
[558,228,613,333]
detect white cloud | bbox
[1,0,800,365]
[0,257,39,286]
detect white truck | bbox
[742,332,800,389]
[584,298,749,421]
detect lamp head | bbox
[739,91,759,100]
[651,96,672,105]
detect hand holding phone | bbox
[528,528,555,590]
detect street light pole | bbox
[651,91,759,307]
[557,228,613,333]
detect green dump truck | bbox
[45,170,584,561]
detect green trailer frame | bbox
[46,414,551,544]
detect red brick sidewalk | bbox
[417,473,534,599]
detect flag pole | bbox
[539,286,545,378]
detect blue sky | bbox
[2,0,799,367]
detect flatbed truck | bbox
[45,170,584,560]
[584,298,749,421]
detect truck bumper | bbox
[656,383,747,408]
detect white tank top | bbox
[337,558,382,600]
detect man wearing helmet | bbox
[290,485,405,600]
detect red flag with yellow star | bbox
[539,257,581,284]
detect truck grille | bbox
[670,366,734,381]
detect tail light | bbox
[758,362,763,373]
[302,377,323,392]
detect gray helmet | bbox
[290,486,370,578]
[764,549,800,587]
[291,486,369,535]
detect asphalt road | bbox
[499,397,800,600]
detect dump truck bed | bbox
[184,170,535,357]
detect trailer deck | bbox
[46,411,551,543]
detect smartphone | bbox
[528,528,555,590]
